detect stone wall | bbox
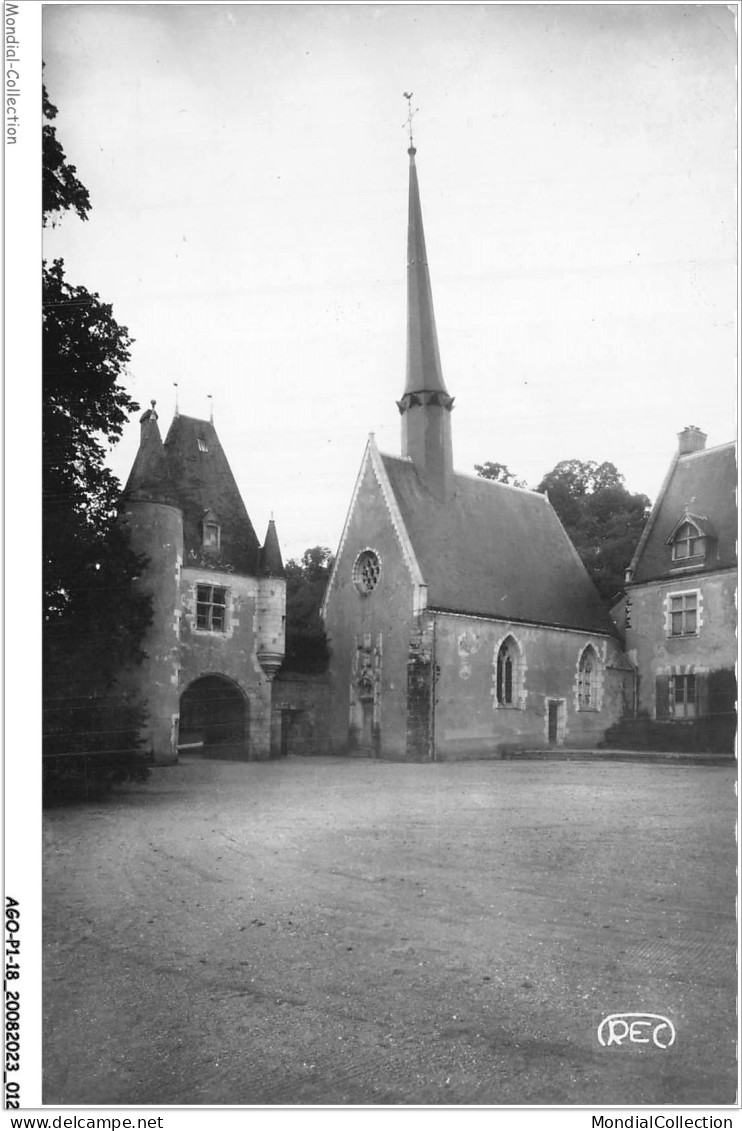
[119,500,184,765]
[624,569,737,720]
[179,566,274,759]
[272,673,330,756]
[323,458,420,759]
[432,612,632,759]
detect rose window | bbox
[353,550,381,594]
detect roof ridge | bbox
[680,440,736,461]
[378,451,412,463]
[453,469,543,496]
[171,413,213,426]
[379,454,543,498]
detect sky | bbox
[41,2,738,562]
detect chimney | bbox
[677,426,707,456]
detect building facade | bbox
[119,408,286,764]
[614,427,737,752]
[321,143,634,760]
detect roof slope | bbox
[381,455,616,635]
[631,442,737,583]
[162,415,261,574]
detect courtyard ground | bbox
[43,755,737,1107]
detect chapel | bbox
[321,142,634,760]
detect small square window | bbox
[197,438,209,452]
[196,584,227,632]
[669,592,698,637]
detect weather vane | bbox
[403,92,418,149]
[207,393,213,422]
[173,381,179,415]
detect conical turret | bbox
[256,518,286,680]
[259,517,285,578]
[397,145,454,501]
[122,401,176,505]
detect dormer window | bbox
[204,523,220,549]
[672,521,705,562]
[666,512,715,570]
[197,438,209,452]
[201,509,221,550]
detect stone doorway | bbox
[179,675,248,759]
[547,699,565,745]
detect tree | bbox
[474,461,527,487]
[535,460,650,606]
[43,86,151,800]
[43,85,91,226]
[282,547,334,674]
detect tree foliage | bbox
[43,86,91,227]
[535,460,650,606]
[474,461,527,487]
[282,547,334,674]
[475,456,650,606]
[43,258,139,614]
[43,85,151,800]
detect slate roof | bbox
[380,454,617,635]
[123,413,262,575]
[123,409,178,507]
[629,441,737,584]
[259,518,285,578]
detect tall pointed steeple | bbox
[397,142,454,501]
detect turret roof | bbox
[162,414,261,574]
[123,412,272,575]
[259,518,285,578]
[123,409,177,506]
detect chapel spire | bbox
[397,126,454,501]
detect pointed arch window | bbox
[496,637,523,708]
[577,646,599,710]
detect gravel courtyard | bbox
[43,755,737,1107]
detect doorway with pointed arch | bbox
[178,674,249,759]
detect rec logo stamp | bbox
[597,1013,676,1049]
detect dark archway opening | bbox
[179,675,248,759]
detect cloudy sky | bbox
[41,2,737,561]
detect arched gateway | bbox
[179,675,249,759]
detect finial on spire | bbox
[173,382,179,415]
[403,92,418,153]
[207,394,213,423]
